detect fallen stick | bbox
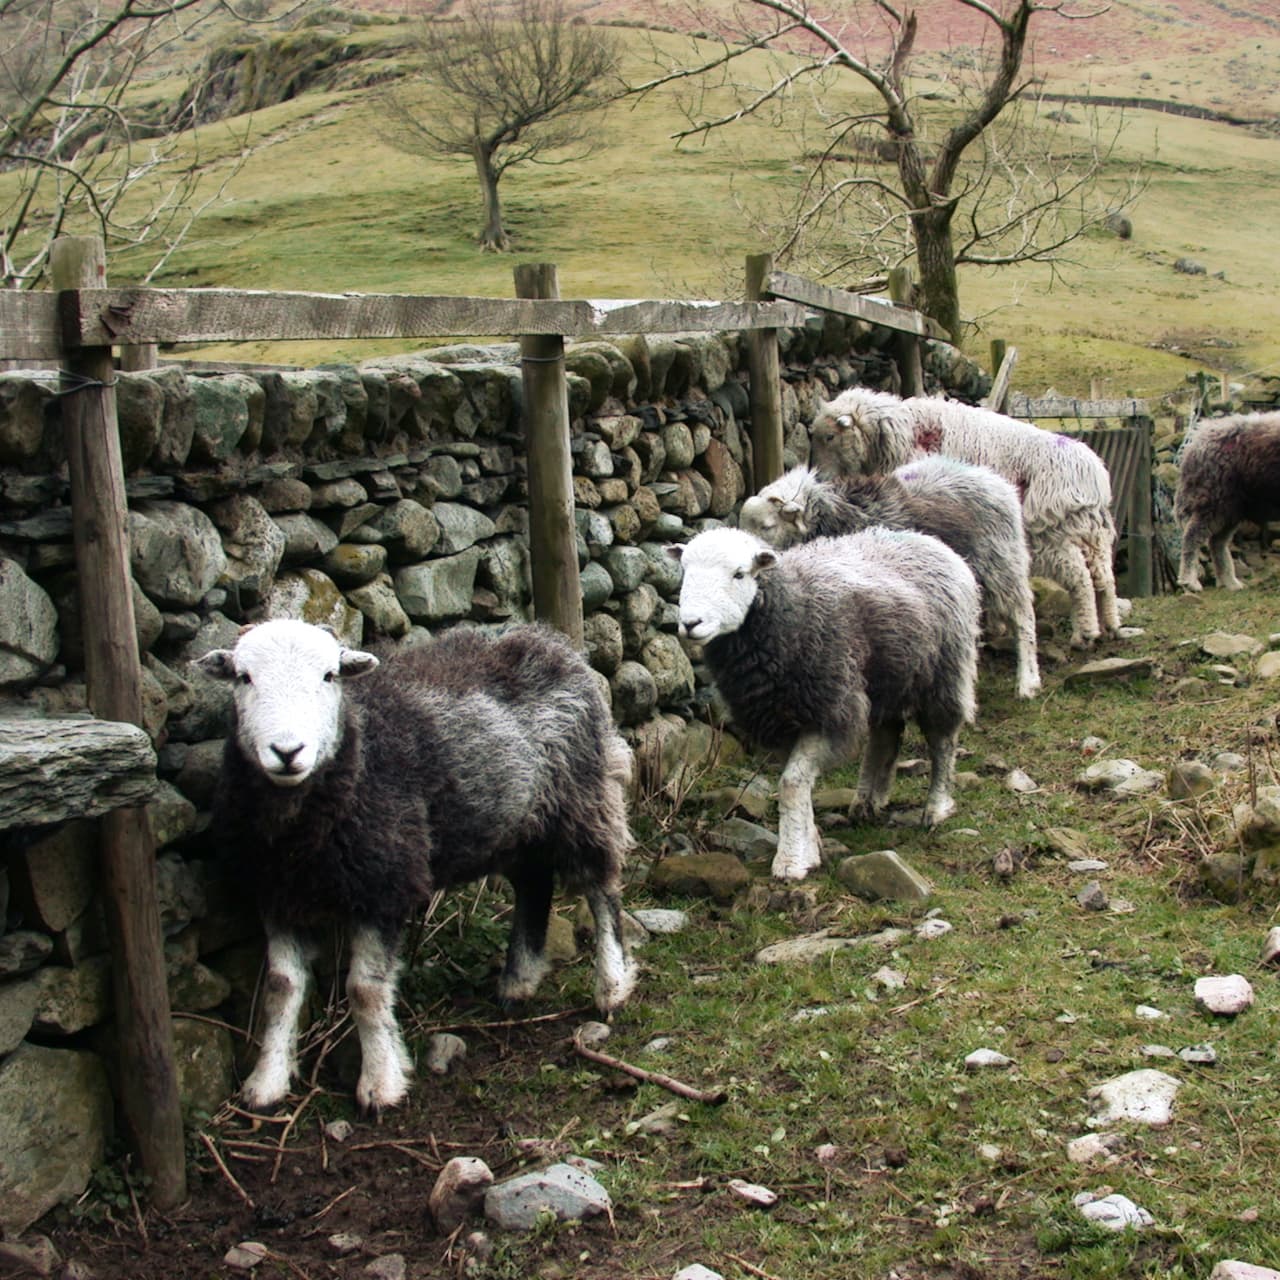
[571,1030,728,1105]
[199,1132,255,1209]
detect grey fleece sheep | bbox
[740,458,1040,698]
[197,619,636,1114]
[671,526,980,880]
[1175,411,1280,591]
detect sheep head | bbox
[738,466,817,548]
[809,387,903,478]
[197,620,378,787]
[668,527,777,642]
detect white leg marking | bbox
[773,734,827,881]
[347,927,411,1113]
[586,885,636,1014]
[922,728,960,827]
[497,939,552,1004]
[242,931,309,1110]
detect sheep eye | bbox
[733,569,746,580]
[237,672,252,686]
[323,670,337,683]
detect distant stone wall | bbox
[0,313,988,1232]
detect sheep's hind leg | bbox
[773,733,828,881]
[347,926,411,1114]
[1176,518,1210,591]
[584,881,637,1015]
[851,722,904,821]
[498,860,554,1005]
[242,930,311,1111]
[920,724,961,827]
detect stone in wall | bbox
[0,557,58,685]
[0,373,56,464]
[188,374,258,462]
[347,576,411,638]
[264,569,363,644]
[0,1043,113,1236]
[394,548,484,623]
[211,494,286,606]
[369,498,442,560]
[8,820,96,934]
[149,366,197,469]
[116,371,166,471]
[128,499,228,608]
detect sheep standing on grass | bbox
[809,387,1120,649]
[740,458,1041,699]
[1175,411,1280,591]
[671,527,980,881]
[197,619,636,1113]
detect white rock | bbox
[1055,1011,1078,1024]
[1066,1131,1124,1165]
[1087,1068,1180,1127]
[1142,1044,1176,1058]
[727,1178,778,1208]
[965,1048,1013,1070]
[915,918,952,940]
[1209,1263,1280,1280]
[977,1143,1003,1162]
[1179,1043,1218,1065]
[224,1243,269,1271]
[870,966,907,992]
[1195,974,1254,1015]
[576,1020,612,1048]
[1077,1192,1154,1230]
[324,1119,354,1143]
[1006,769,1039,793]
[1134,1004,1167,1020]
[327,1233,362,1256]
[630,908,690,934]
[673,1267,725,1280]
[425,1031,468,1074]
[1069,859,1109,872]
[1261,927,1280,966]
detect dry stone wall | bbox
[0,313,988,1232]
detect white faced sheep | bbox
[1175,411,1280,591]
[197,619,637,1114]
[809,386,1120,650]
[671,526,980,881]
[740,458,1041,699]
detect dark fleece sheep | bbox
[672,526,979,880]
[199,619,636,1113]
[1175,411,1280,591]
[739,458,1040,698]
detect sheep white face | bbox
[738,467,815,549]
[197,620,378,787]
[669,528,778,642]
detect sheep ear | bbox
[665,545,684,563]
[835,414,854,431]
[195,649,237,681]
[779,501,803,525]
[752,549,779,573]
[339,648,379,679]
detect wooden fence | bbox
[0,238,941,1205]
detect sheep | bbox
[740,458,1041,699]
[808,386,1120,649]
[671,526,980,881]
[196,618,636,1113]
[1175,411,1280,592]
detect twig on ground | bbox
[726,1253,787,1280]
[412,1005,593,1037]
[199,1132,255,1209]
[270,1087,322,1185]
[571,1029,728,1104]
[307,1184,357,1221]
[888,978,956,1015]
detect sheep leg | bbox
[347,925,411,1114]
[1005,588,1042,699]
[1086,526,1122,635]
[242,930,310,1111]
[1032,539,1099,648]
[1177,518,1210,591]
[1209,526,1244,590]
[773,733,828,882]
[584,882,637,1015]
[498,861,554,1005]
[920,725,961,827]
[852,721,904,820]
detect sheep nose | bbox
[678,617,699,638]
[270,742,304,769]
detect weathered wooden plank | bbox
[764,269,949,339]
[983,345,1018,411]
[0,291,62,361]
[745,254,785,491]
[57,288,811,346]
[1008,393,1149,420]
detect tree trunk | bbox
[473,142,510,252]
[911,205,962,344]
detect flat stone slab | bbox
[0,718,157,830]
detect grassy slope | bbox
[71,7,1277,400]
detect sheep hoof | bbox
[240,1077,290,1113]
[356,1074,408,1116]
[922,798,956,827]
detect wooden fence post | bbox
[1126,416,1155,598]
[51,236,187,1210]
[744,253,784,491]
[887,267,924,397]
[514,263,583,647]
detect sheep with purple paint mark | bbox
[197,619,636,1113]
[1175,411,1280,591]
[740,458,1041,698]
[809,387,1120,649]
[671,526,980,880]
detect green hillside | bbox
[21,4,1280,404]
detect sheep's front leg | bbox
[1086,526,1122,635]
[242,930,310,1111]
[1177,519,1209,592]
[773,733,828,881]
[347,926,411,1114]
[499,862,554,1005]
[920,724,961,827]
[1032,539,1099,648]
[1209,527,1244,590]
[852,722,903,820]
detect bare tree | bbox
[0,0,274,289]
[632,0,1140,342]
[379,0,620,252]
